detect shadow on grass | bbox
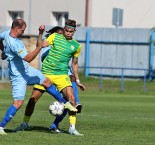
[5,126,68,134]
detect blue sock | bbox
[50,109,68,129]
[0,105,17,128]
[72,82,80,104]
[46,85,67,103]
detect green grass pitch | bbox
[0,79,155,145]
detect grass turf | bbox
[0,79,155,145]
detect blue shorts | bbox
[10,66,46,100]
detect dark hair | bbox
[11,19,26,29]
[65,19,76,28]
[45,26,63,38]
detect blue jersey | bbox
[0,30,29,77]
[0,30,46,100]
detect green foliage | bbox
[0,77,155,145]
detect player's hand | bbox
[1,51,7,60]
[77,82,85,91]
[39,25,45,34]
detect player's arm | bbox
[36,25,45,47]
[71,57,85,91]
[0,32,5,51]
[23,25,45,62]
[42,33,55,48]
[0,32,7,60]
[0,41,4,51]
[0,41,4,59]
[71,44,81,81]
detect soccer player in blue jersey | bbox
[0,19,77,135]
[15,20,85,136]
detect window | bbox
[112,8,123,27]
[7,11,23,26]
[52,12,68,26]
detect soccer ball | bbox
[49,101,64,116]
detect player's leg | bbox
[24,88,44,119]
[49,90,76,133]
[42,74,77,112]
[49,75,78,133]
[68,67,81,103]
[69,75,79,103]
[36,80,67,103]
[62,87,83,136]
[14,88,44,131]
[28,66,67,104]
[0,78,26,135]
[14,84,65,131]
[69,75,82,113]
[68,111,83,136]
[49,108,68,133]
[23,85,64,122]
[25,67,75,111]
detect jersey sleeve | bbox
[73,44,81,58]
[45,33,56,46]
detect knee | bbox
[31,88,44,102]
[42,77,51,88]
[13,100,24,109]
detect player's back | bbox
[0,30,29,77]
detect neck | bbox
[10,30,18,38]
[67,38,72,40]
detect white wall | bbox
[89,0,155,28]
[1,0,155,35]
[0,0,85,34]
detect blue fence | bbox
[79,66,151,92]
[1,27,155,90]
[76,27,155,80]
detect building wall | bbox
[89,0,155,28]
[1,0,155,33]
[0,0,86,35]
[0,0,29,27]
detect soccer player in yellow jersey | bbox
[15,20,85,136]
[41,19,85,135]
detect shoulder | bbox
[54,33,64,39]
[46,33,56,42]
[48,33,56,38]
[71,39,81,48]
[72,38,79,44]
[72,39,80,45]
[0,30,10,39]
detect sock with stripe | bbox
[0,105,17,128]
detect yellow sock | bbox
[69,115,76,125]
[23,115,30,123]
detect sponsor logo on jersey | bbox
[18,49,23,55]
[71,45,74,50]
